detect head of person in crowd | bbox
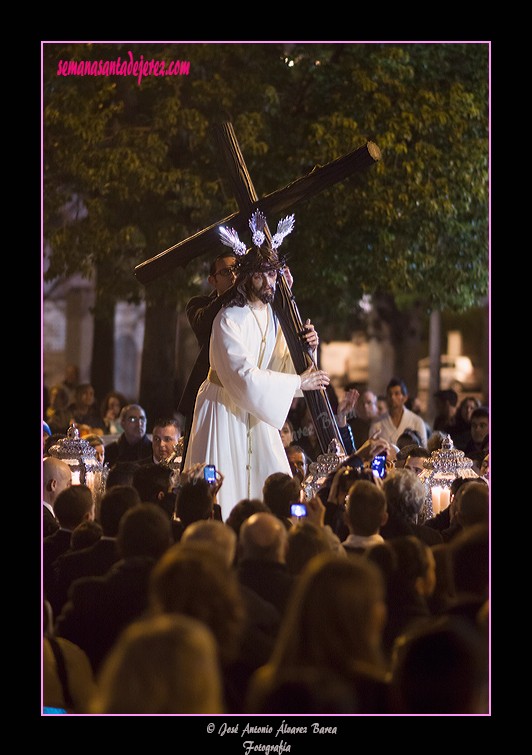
[239,512,289,566]
[105,462,138,489]
[404,447,430,477]
[433,389,458,421]
[391,617,489,714]
[133,464,175,519]
[382,468,426,523]
[394,444,419,470]
[71,383,97,414]
[355,390,378,423]
[268,552,387,676]
[457,396,481,426]
[285,522,332,576]
[149,541,245,667]
[225,498,271,539]
[345,480,388,539]
[54,484,94,530]
[376,396,387,416]
[100,391,128,431]
[285,445,309,483]
[83,433,105,465]
[469,407,489,449]
[151,418,181,463]
[91,613,225,714]
[280,420,294,448]
[116,503,173,561]
[453,480,489,530]
[176,479,214,530]
[43,456,72,508]
[385,379,409,416]
[262,472,301,526]
[120,404,148,445]
[99,484,141,538]
[180,519,237,568]
[396,429,422,450]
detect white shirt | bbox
[369,407,428,447]
[343,533,384,551]
[43,501,56,519]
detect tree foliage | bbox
[43,42,489,328]
[271,43,489,323]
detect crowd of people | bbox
[43,229,489,717]
[42,370,489,717]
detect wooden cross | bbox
[135,123,381,454]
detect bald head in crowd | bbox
[239,512,288,563]
[43,457,72,508]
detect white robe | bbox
[184,302,301,521]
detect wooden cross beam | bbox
[134,123,381,454]
[134,133,381,285]
[211,123,346,455]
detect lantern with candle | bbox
[47,425,108,501]
[302,439,346,499]
[419,435,477,521]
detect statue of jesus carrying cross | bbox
[135,124,380,517]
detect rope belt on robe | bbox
[207,368,223,387]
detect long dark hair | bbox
[225,273,255,308]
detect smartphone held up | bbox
[290,502,307,518]
[370,453,387,479]
[203,465,217,485]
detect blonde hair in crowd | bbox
[91,613,224,714]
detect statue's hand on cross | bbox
[300,364,330,392]
[301,318,319,352]
[279,265,293,290]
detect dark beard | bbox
[257,288,275,305]
[227,275,276,308]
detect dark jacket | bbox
[104,434,153,466]
[238,560,296,617]
[55,556,156,673]
[50,537,121,617]
[380,510,443,546]
[178,289,232,420]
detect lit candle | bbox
[440,487,451,510]
[431,486,442,515]
[85,470,94,491]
